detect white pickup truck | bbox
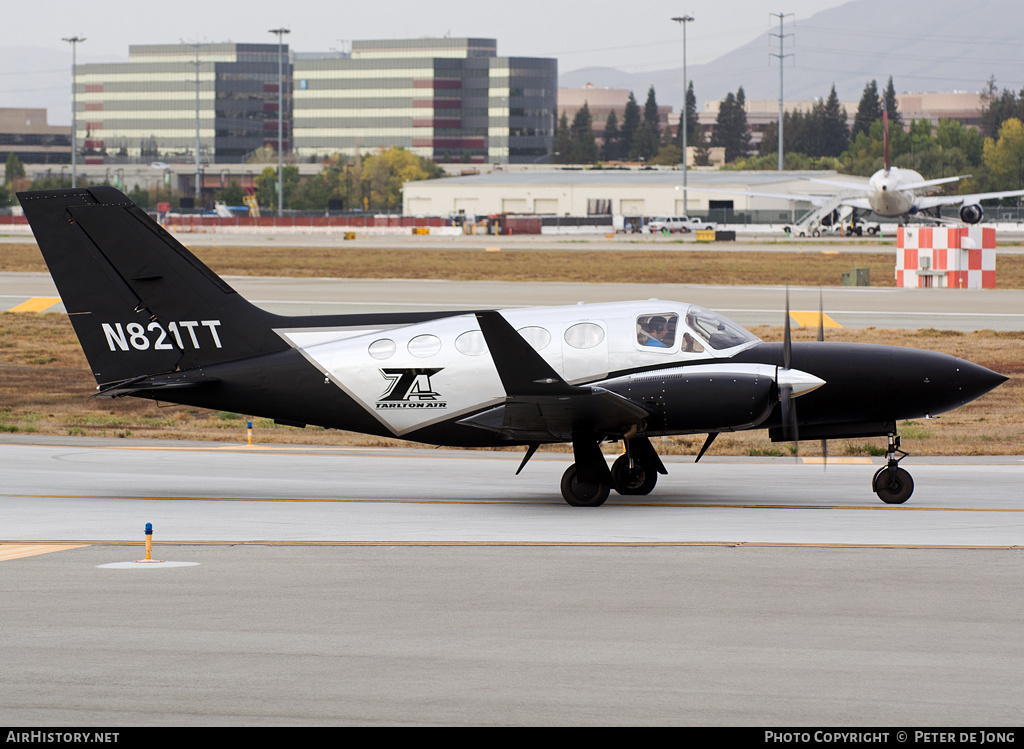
[646,216,714,234]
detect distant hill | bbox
[560,0,1024,112]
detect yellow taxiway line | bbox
[0,543,88,561]
[789,310,842,328]
[7,297,61,313]
[1,540,1019,551]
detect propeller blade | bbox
[783,286,792,370]
[779,383,799,458]
[817,288,825,343]
[821,438,828,470]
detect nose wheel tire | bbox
[560,464,610,507]
[610,454,658,496]
[873,466,914,504]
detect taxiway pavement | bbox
[1,436,1021,725]
[4,271,1024,331]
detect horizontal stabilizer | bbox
[94,372,219,399]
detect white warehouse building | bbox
[402,169,866,219]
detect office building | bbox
[293,38,556,164]
[74,43,290,163]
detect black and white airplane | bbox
[18,186,1007,506]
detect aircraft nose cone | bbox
[955,358,1008,405]
[892,349,1006,417]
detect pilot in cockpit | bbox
[640,316,673,348]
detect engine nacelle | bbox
[959,204,984,224]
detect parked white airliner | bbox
[698,111,1024,225]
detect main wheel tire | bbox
[873,466,914,504]
[560,464,610,507]
[610,455,658,496]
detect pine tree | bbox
[712,88,751,162]
[692,123,712,166]
[822,84,849,157]
[643,86,661,142]
[602,110,621,161]
[569,102,598,163]
[734,87,752,158]
[884,76,902,131]
[629,122,659,161]
[852,80,882,138]
[620,92,641,156]
[677,81,698,149]
[553,111,572,163]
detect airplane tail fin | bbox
[882,108,891,175]
[17,186,288,387]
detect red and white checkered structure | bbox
[896,226,996,289]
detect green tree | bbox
[642,86,661,142]
[883,76,902,130]
[552,111,572,163]
[5,153,26,195]
[852,80,882,139]
[569,102,599,163]
[629,122,659,161]
[215,180,246,206]
[254,166,284,208]
[712,88,751,162]
[681,81,698,146]
[981,118,1024,192]
[935,118,984,166]
[620,92,641,157]
[360,147,444,210]
[602,110,622,161]
[821,85,850,157]
[691,123,712,166]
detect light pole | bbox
[269,27,290,217]
[62,36,85,188]
[671,15,693,215]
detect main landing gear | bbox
[560,435,666,507]
[872,433,914,504]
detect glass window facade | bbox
[293,39,555,164]
[74,43,290,164]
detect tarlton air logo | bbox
[376,368,447,410]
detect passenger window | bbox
[564,322,605,349]
[455,330,488,356]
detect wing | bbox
[457,310,648,441]
[915,188,1024,210]
[682,184,836,206]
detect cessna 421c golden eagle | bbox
[19,187,1006,506]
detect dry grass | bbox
[6,241,1024,288]
[2,313,1020,457]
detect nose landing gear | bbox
[872,433,914,504]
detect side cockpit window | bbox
[637,313,688,350]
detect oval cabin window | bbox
[563,322,605,349]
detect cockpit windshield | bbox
[684,306,760,350]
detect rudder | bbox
[18,186,287,386]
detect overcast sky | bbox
[10,0,849,71]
